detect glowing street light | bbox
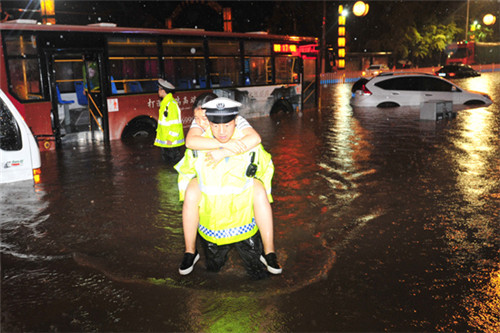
[353,1,369,17]
[337,5,346,69]
[483,14,496,26]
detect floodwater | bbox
[2,73,499,332]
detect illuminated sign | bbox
[273,44,297,53]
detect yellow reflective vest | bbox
[174,128,274,245]
[154,93,185,148]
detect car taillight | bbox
[450,73,455,77]
[33,168,41,184]
[361,84,372,95]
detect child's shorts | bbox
[199,232,268,280]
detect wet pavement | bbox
[1,72,499,332]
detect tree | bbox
[372,3,463,67]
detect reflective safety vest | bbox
[154,93,185,148]
[174,128,274,245]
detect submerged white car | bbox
[350,73,493,108]
[0,89,41,184]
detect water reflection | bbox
[0,181,50,259]
[182,292,286,332]
[2,73,499,331]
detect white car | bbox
[350,73,493,108]
[362,64,390,77]
[0,89,41,184]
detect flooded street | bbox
[2,73,499,332]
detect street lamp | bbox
[483,14,496,26]
[353,1,369,17]
[337,5,346,70]
[337,2,369,70]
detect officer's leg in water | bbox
[200,238,232,272]
[200,233,268,279]
[234,233,268,280]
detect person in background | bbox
[83,62,100,92]
[175,96,282,277]
[154,79,184,163]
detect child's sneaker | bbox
[260,252,282,274]
[179,250,200,275]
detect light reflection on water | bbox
[439,74,500,332]
[1,73,499,331]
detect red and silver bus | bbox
[0,20,318,151]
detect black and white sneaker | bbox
[260,252,282,274]
[179,251,200,275]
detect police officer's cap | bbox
[202,97,241,124]
[158,79,175,91]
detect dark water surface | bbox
[2,73,499,332]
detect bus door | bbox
[301,55,317,110]
[46,51,108,147]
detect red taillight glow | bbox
[33,168,41,184]
[361,84,372,95]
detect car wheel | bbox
[464,100,486,105]
[377,102,400,108]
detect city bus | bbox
[0,20,318,151]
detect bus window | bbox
[107,37,159,94]
[208,40,241,87]
[275,56,299,84]
[54,57,84,93]
[162,38,205,89]
[4,34,42,101]
[244,41,272,85]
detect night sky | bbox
[1,1,499,50]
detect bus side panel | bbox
[213,84,301,118]
[23,102,55,150]
[106,92,198,141]
[107,94,157,141]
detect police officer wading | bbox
[154,79,185,163]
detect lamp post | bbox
[337,5,346,70]
[337,1,369,71]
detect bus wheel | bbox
[270,99,293,115]
[122,118,156,144]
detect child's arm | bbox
[186,110,261,155]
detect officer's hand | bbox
[222,139,247,155]
[194,107,209,131]
[205,149,229,167]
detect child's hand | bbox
[222,139,247,155]
[205,149,229,167]
[194,107,209,131]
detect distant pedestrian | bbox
[154,79,184,163]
